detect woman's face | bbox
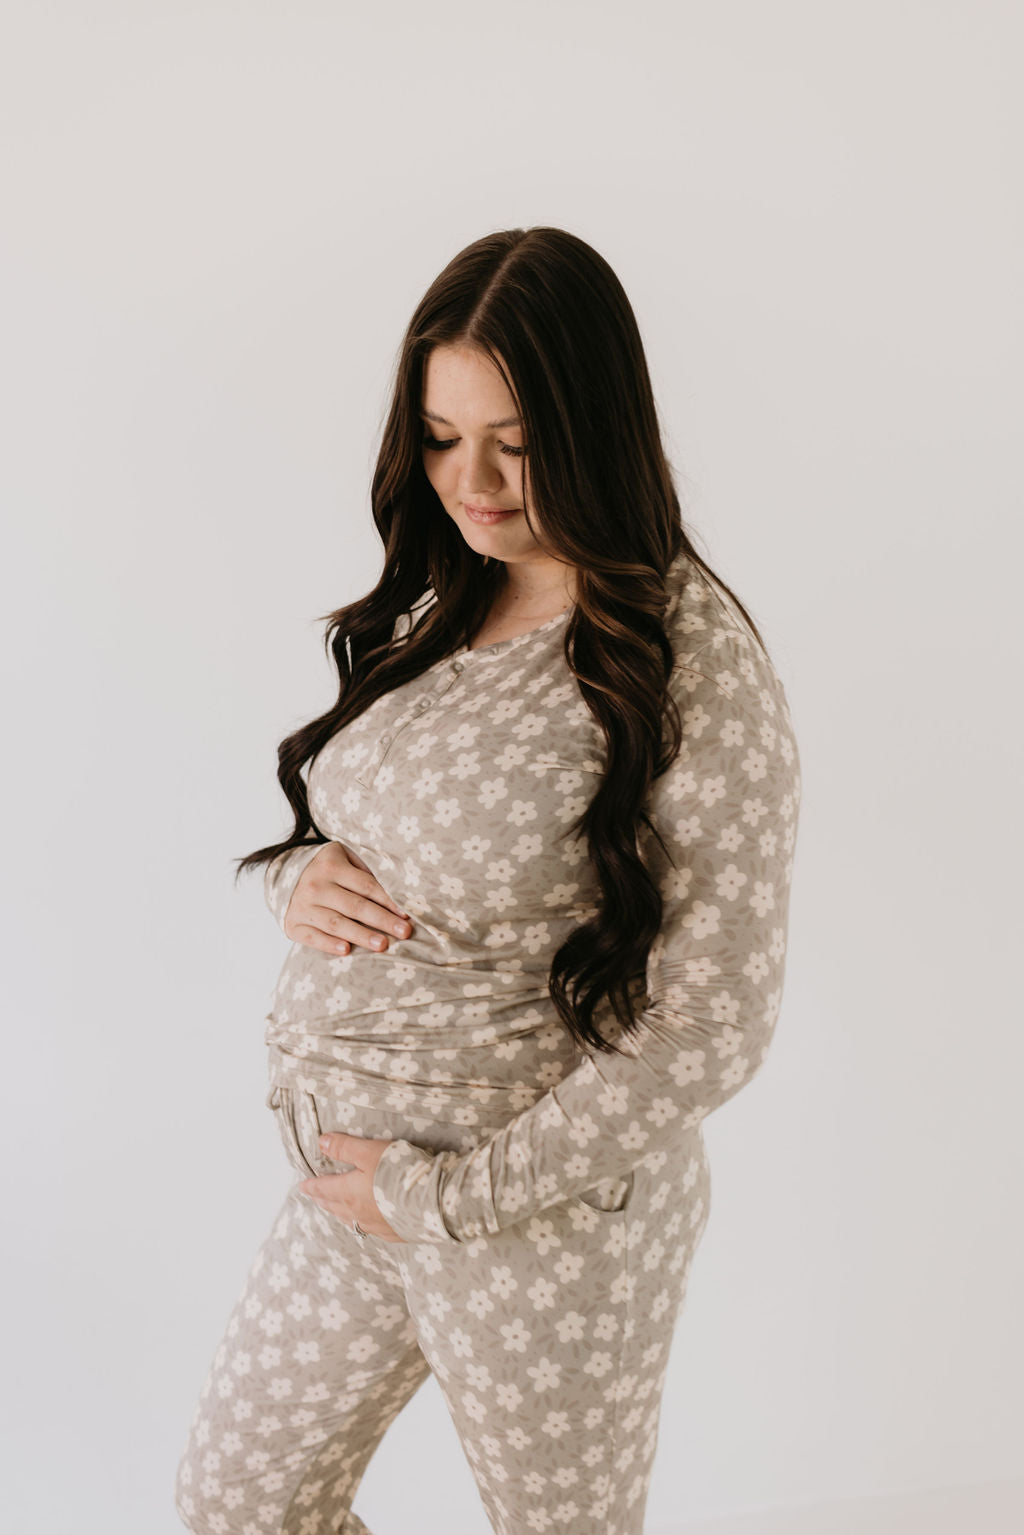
[419,344,558,574]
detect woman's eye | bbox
[421,435,527,458]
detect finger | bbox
[298,1170,353,1202]
[282,919,352,955]
[297,1178,335,1208]
[318,1131,353,1161]
[324,879,413,937]
[301,903,412,953]
[283,905,407,954]
[336,850,411,920]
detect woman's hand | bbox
[297,1132,405,1242]
[283,841,413,956]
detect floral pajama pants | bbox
[173,1086,712,1535]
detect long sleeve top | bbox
[262,551,802,1244]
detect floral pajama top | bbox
[261,550,802,1245]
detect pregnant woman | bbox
[174,225,802,1535]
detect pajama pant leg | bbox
[392,1128,712,1535]
[173,1091,432,1535]
[175,1087,712,1535]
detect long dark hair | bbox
[236,226,771,1057]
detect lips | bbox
[464,502,521,523]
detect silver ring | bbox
[350,1218,367,1240]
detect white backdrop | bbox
[2,3,1021,1533]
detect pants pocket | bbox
[267,1084,322,1180]
[571,1168,634,1215]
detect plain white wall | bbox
[1,3,1021,1532]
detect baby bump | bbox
[265,1016,583,1129]
[267,1081,513,1183]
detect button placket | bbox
[356,665,467,788]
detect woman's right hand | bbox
[282,842,413,955]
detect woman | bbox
[174,226,802,1535]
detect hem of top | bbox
[264,1047,530,1123]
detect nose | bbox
[458,439,505,497]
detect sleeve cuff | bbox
[263,842,328,932]
[371,1138,465,1245]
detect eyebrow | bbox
[420,408,522,429]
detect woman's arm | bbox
[371,642,803,1243]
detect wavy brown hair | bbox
[236,225,771,1056]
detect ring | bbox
[350,1218,367,1240]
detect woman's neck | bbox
[493,565,577,617]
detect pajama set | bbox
[174,550,802,1535]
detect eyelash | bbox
[421,435,527,458]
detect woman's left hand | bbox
[297,1131,406,1243]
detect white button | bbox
[452,661,464,674]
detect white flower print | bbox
[499,1317,532,1353]
[551,1251,585,1285]
[489,1266,518,1299]
[462,1392,488,1423]
[316,1300,348,1331]
[479,777,509,808]
[526,1277,558,1311]
[523,1218,562,1257]
[526,1355,562,1392]
[540,1410,572,1439]
[412,766,444,797]
[494,1380,524,1412]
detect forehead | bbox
[421,345,520,425]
